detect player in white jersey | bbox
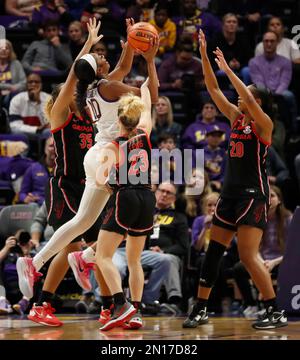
[17,18,159,300]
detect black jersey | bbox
[51,112,94,182]
[110,128,152,189]
[221,115,270,201]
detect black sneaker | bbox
[182,306,208,328]
[252,310,288,330]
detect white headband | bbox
[80,54,97,74]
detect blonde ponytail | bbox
[44,97,54,121]
[44,83,64,121]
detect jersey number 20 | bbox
[230,141,244,158]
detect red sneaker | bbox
[28,302,63,327]
[16,257,42,299]
[99,301,136,331]
[98,307,112,325]
[68,251,94,291]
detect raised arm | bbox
[137,78,152,134]
[106,18,135,82]
[51,18,103,123]
[198,29,240,126]
[140,36,159,104]
[214,47,273,142]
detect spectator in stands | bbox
[0,40,26,108]
[0,140,27,157]
[156,133,178,183]
[31,0,74,34]
[0,231,34,315]
[192,192,219,253]
[255,16,300,64]
[126,0,155,23]
[181,167,212,228]
[151,95,182,147]
[173,0,221,51]
[213,0,271,48]
[30,201,54,250]
[9,73,50,140]
[90,40,108,57]
[150,182,189,315]
[5,0,41,18]
[208,13,252,84]
[233,185,292,318]
[81,0,125,33]
[125,56,148,89]
[22,20,73,76]
[181,100,231,161]
[19,136,55,206]
[249,31,298,133]
[149,3,177,62]
[68,21,86,60]
[158,39,203,91]
[204,125,227,192]
[64,0,89,21]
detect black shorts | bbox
[212,197,268,231]
[101,187,156,237]
[45,177,102,243]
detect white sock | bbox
[82,247,96,263]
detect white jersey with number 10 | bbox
[86,79,119,145]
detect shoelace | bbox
[43,303,56,314]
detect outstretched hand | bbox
[213,47,231,74]
[198,29,207,56]
[126,17,135,33]
[87,17,103,46]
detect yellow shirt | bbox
[149,18,177,55]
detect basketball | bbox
[127,22,158,52]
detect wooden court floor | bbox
[0,314,300,340]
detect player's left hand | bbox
[87,17,103,46]
[214,47,231,74]
[140,35,159,61]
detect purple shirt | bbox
[204,145,226,182]
[191,215,205,246]
[249,54,292,94]
[173,9,222,46]
[260,215,292,260]
[31,4,60,27]
[157,53,203,91]
[182,117,231,150]
[19,161,50,205]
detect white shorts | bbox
[83,141,108,188]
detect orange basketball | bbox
[127,22,158,52]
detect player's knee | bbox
[239,252,256,269]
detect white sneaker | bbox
[16,257,42,298]
[243,305,259,318]
[0,297,13,314]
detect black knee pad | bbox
[199,240,227,288]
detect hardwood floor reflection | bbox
[0,315,299,340]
